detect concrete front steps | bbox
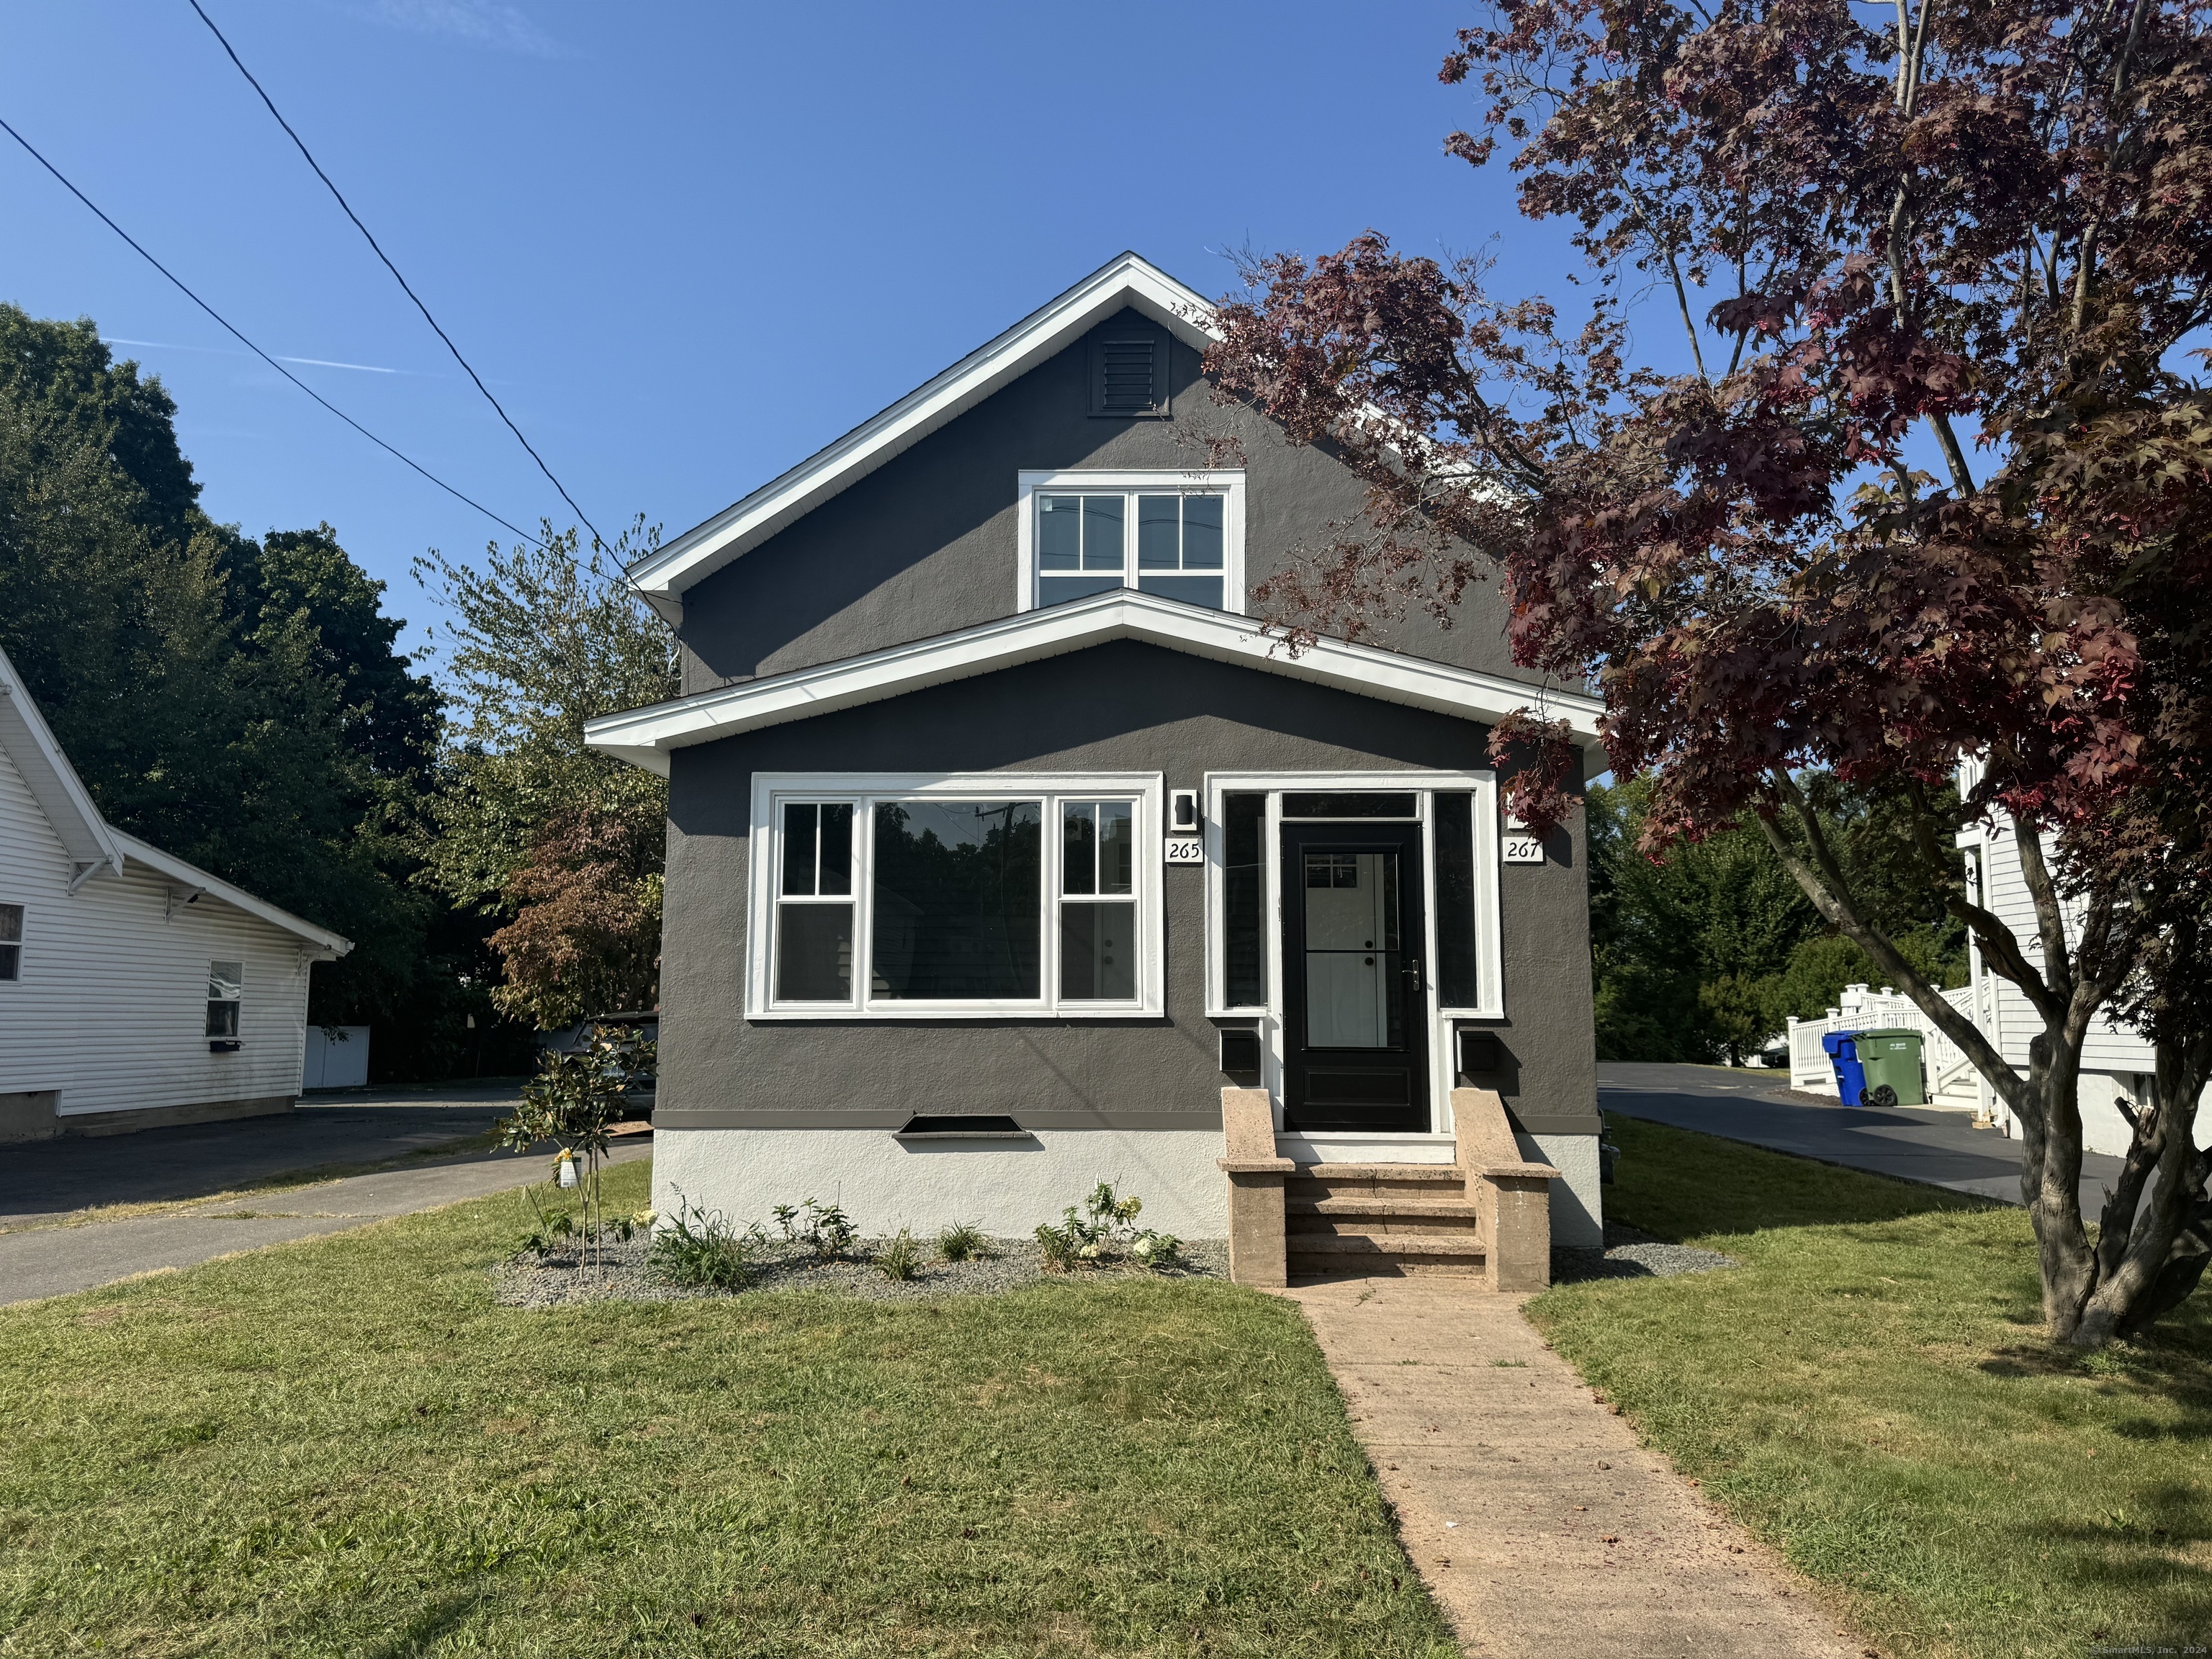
[1286,1163,1488,1278]
[1219,1086,1560,1290]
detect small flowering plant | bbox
[1036,1182,1174,1273]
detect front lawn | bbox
[1533,1112,2212,1659]
[0,1160,1455,1658]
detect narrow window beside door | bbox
[1221,793,1266,1008]
[206,961,243,1039]
[1433,792,1480,1007]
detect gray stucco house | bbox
[587,253,1606,1274]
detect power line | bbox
[0,114,547,550]
[187,0,608,551]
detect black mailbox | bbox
[1219,1028,1262,1076]
[1457,1028,1502,1081]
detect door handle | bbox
[1401,958,1423,984]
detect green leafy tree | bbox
[415,524,677,1023]
[0,305,517,1079]
[1591,776,1968,1063]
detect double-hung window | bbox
[0,904,21,981]
[753,775,1163,1017]
[1017,471,1244,614]
[207,961,243,1040]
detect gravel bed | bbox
[493,1235,1230,1309]
[1551,1220,1738,1284]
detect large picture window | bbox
[1018,470,1244,614]
[752,775,1163,1017]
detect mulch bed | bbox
[492,1235,1231,1309]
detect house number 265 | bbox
[1163,837,1206,866]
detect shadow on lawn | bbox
[2026,1479,2212,1649]
[1601,1109,2000,1244]
[363,1585,486,1659]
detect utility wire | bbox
[0,114,546,549]
[187,0,608,550]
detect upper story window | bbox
[1016,470,1245,616]
[0,904,21,981]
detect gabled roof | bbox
[584,588,1607,778]
[0,641,122,878]
[113,831,351,957]
[627,252,1219,612]
[0,640,349,957]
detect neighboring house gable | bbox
[0,642,349,1138]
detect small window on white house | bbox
[0,904,22,981]
[207,961,243,1039]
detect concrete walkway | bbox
[1285,1278,1872,1658]
[1598,1061,2126,1217]
[0,1140,651,1306]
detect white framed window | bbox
[748,773,1165,1019]
[1015,470,1245,614]
[0,903,22,982]
[207,961,243,1040]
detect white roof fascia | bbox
[0,642,123,877]
[629,253,1220,606]
[585,589,1605,779]
[113,830,353,958]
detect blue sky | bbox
[1,0,1597,658]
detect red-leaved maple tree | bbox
[1203,0,2212,1344]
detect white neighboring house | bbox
[1784,757,2200,1159]
[0,642,351,1141]
[1950,756,2200,1158]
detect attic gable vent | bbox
[1090,333,1169,418]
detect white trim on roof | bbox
[628,253,1220,608]
[584,588,1606,779]
[0,642,122,879]
[0,639,350,958]
[112,832,351,958]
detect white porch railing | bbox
[1786,983,1977,1100]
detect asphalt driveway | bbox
[1597,1061,2128,1218]
[6,1084,526,1230]
[1,1084,657,1306]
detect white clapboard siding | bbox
[0,736,318,1117]
[1967,815,2157,1073]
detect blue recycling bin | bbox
[1821,1030,1869,1105]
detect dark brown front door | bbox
[1280,821,1428,1132]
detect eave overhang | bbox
[584,588,1606,780]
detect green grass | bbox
[0,1161,1456,1658]
[1532,1112,2212,1659]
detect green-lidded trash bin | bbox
[1852,1028,1926,1107]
